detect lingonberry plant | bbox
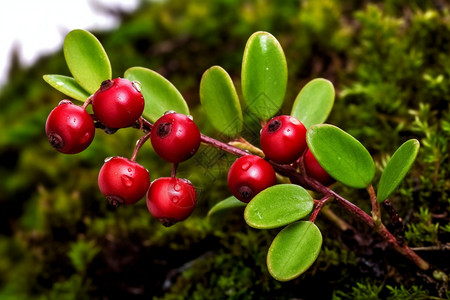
[43,29,448,283]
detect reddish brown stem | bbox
[132,116,431,272]
[171,163,178,178]
[309,194,333,222]
[130,130,151,161]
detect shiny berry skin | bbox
[260,115,307,164]
[91,78,144,128]
[146,177,197,227]
[45,100,95,154]
[304,149,335,186]
[227,155,276,203]
[98,156,150,206]
[150,112,201,163]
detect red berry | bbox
[45,100,95,154]
[98,156,150,206]
[146,177,197,226]
[304,149,335,186]
[150,112,201,163]
[227,155,276,203]
[91,78,144,128]
[260,115,307,164]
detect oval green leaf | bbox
[267,221,322,281]
[291,78,335,128]
[207,196,247,219]
[200,66,243,136]
[307,124,375,189]
[43,74,90,102]
[63,29,112,94]
[244,184,314,229]
[376,139,420,202]
[241,31,287,121]
[124,67,189,122]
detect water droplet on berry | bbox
[241,161,252,171]
[121,175,133,187]
[80,132,90,144]
[164,110,176,115]
[174,183,181,191]
[187,115,194,121]
[58,99,72,106]
[171,196,180,204]
[104,156,114,162]
[127,168,133,173]
[289,117,301,125]
[132,80,142,92]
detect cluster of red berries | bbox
[45,78,200,226]
[227,115,335,203]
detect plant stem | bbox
[133,116,432,272]
[309,195,333,222]
[367,185,382,226]
[130,130,151,161]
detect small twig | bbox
[367,185,382,226]
[309,194,333,222]
[130,130,152,162]
[171,163,178,178]
[82,95,93,109]
[411,243,450,252]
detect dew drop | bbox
[174,184,181,191]
[187,115,194,121]
[132,80,142,92]
[80,132,90,144]
[104,156,114,163]
[171,196,180,204]
[241,161,252,171]
[289,117,301,125]
[164,110,176,115]
[127,168,133,173]
[121,175,133,187]
[58,99,72,106]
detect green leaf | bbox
[207,196,247,219]
[43,75,90,102]
[200,66,243,136]
[244,184,314,229]
[291,78,335,128]
[241,31,287,121]
[267,221,322,281]
[376,139,420,202]
[124,67,189,122]
[63,29,111,94]
[307,124,375,189]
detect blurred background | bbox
[0,0,449,299]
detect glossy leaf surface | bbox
[43,75,90,102]
[200,66,243,136]
[124,67,189,122]
[291,78,335,128]
[376,139,420,202]
[207,196,246,219]
[267,221,322,281]
[241,31,287,121]
[244,184,314,229]
[63,29,111,94]
[307,124,375,189]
